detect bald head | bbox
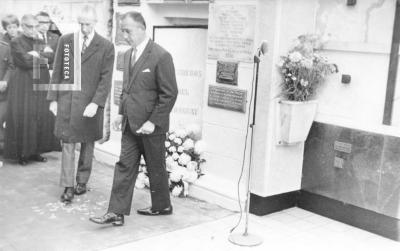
[77,5,97,35]
[21,14,38,38]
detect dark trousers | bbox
[0,100,7,148]
[59,142,95,187]
[108,125,171,215]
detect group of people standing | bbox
[1,12,61,165]
[1,5,178,226]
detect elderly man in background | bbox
[36,11,60,70]
[47,5,114,203]
[4,14,60,165]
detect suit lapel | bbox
[81,33,101,63]
[127,40,152,92]
[123,48,132,91]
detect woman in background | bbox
[1,14,20,45]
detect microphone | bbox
[254,40,268,63]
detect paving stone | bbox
[0,152,233,251]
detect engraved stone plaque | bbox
[216,61,238,85]
[208,85,247,113]
[334,141,352,153]
[114,80,123,106]
[208,4,256,62]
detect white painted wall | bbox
[252,0,397,197]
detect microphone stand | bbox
[228,50,263,247]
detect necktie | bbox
[130,47,137,72]
[81,35,88,54]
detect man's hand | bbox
[0,81,7,92]
[43,46,53,53]
[136,121,155,135]
[49,101,57,116]
[27,50,40,58]
[112,115,123,131]
[83,103,98,117]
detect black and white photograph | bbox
[1,0,400,250]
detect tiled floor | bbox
[105,207,400,251]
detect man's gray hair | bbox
[77,5,97,21]
[21,14,38,24]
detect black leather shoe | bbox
[137,206,173,216]
[31,155,47,162]
[60,187,74,203]
[89,213,124,226]
[74,183,87,195]
[18,157,28,166]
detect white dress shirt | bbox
[131,36,150,65]
[79,31,95,54]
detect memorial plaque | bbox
[334,141,352,153]
[208,4,256,62]
[216,61,238,85]
[114,80,123,106]
[208,85,247,113]
[116,51,125,71]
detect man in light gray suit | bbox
[48,6,115,203]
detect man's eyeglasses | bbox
[22,24,38,29]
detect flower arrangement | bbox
[278,34,338,101]
[136,124,206,197]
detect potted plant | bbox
[278,34,338,144]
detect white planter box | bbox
[279,100,318,144]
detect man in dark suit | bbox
[36,11,60,70]
[47,6,115,203]
[90,11,178,226]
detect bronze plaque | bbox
[114,80,123,106]
[208,85,247,113]
[116,51,125,71]
[216,61,238,85]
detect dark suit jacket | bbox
[47,32,115,143]
[0,33,13,45]
[0,40,12,101]
[119,39,178,135]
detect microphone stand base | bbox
[228,232,263,247]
